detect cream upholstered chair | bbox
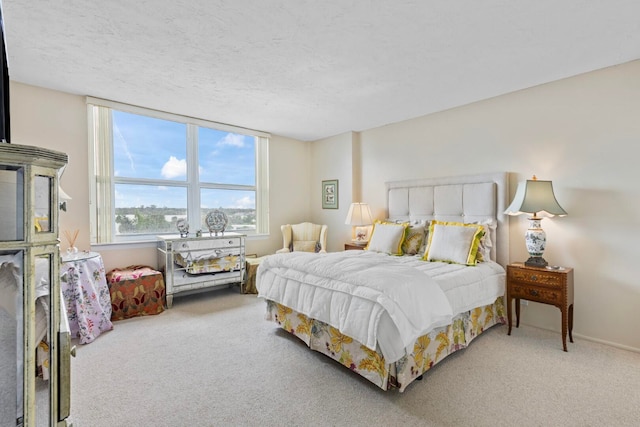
[276,222,328,254]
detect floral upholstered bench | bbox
[244,256,268,294]
[106,265,166,320]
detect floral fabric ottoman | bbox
[106,265,166,321]
[244,256,268,294]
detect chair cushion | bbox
[293,240,318,252]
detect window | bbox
[87,98,269,243]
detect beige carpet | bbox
[69,288,640,427]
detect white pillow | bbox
[366,221,407,255]
[423,221,484,265]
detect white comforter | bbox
[257,251,455,362]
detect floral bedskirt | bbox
[265,296,505,392]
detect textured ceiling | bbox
[3,1,640,141]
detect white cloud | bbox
[161,156,187,179]
[233,196,254,209]
[219,133,245,148]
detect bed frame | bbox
[265,172,510,391]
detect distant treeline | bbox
[115,206,255,233]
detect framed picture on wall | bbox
[322,179,339,209]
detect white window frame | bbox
[87,97,269,244]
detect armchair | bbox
[276,222,328,254]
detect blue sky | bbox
[112,111,255,210]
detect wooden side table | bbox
[344,242,366,251]
[506,262,574,351]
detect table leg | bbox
[561,306,568,352]
[568,304,574,343]
[166,294,173,309]
[515,298,520,328]
[507,296,512,335]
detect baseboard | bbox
[572,332,640,354]
[521,322,640,354]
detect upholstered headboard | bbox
[385,172,509,267]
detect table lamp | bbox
[505,175,567,267]
[345,202,373,245]
[58,164,72,211]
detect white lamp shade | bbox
[58,163,72,201]
[59,185,72,201]
[345,203,373,226]
[505,179,567,217]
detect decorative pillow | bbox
[420,223,431,256]
[472,219,496,262]
[366,221,408,255]
[402,224,427,255]
[292,240,318,252]
[422,220,484,265]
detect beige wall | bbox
[9,82,311,269]
[309,132,356,252]
[323,60,638,352]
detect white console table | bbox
[157,233,245,308]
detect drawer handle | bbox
[530,275,537,281]
[529,289,539,297]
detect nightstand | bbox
[506,262,574,351]
[344,242,366,251]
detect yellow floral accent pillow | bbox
[401,224,427,255]
[365,221,408,255]
[472,220,495,262]
[422,220,484,265]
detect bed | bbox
[257,172,510,392]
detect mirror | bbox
[0,166,24,241]
[34,175,52,234]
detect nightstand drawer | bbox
[510,284,562,304]
[509,269,563,288]
[344,242,366,251]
